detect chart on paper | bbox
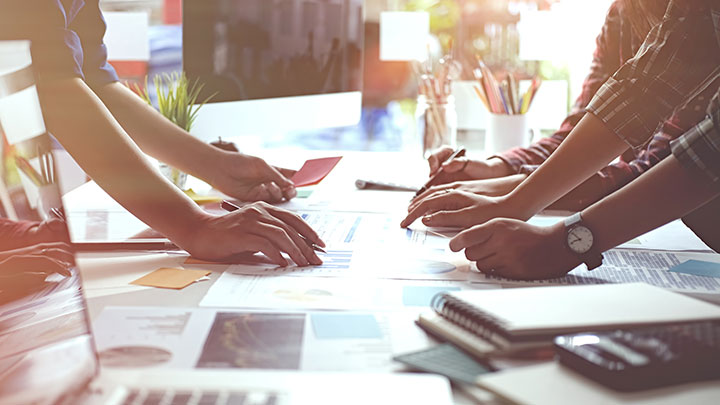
[470,249,720,297]
[298,211,449,249]
[222,246,472,281]
[92,306,433,372]
[198,275,494,310]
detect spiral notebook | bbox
[418,283,720,358]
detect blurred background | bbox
[98,0,615,151]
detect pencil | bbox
[15,156,45,186]
[473,84,491,112]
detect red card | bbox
[291,156,342,187]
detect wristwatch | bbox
[564,213,603,270]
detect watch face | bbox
[567,225,594,254]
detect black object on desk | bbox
[555,321,720,392]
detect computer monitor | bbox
[183,0,364,140]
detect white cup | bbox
[484,114,531,155]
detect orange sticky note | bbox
[130,268,211,290]
[291,156,342,187]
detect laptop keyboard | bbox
[122,389,281,405]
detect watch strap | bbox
[582,252,603,270]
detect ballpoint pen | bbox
[220,200,326,254]
[414,148,467,197]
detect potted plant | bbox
[132,72,213,189]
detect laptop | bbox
[0,89,452,405]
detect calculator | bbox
[554,321,720,392]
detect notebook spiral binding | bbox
[431,293,510,348]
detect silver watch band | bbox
[564,212,583,227]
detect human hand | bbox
[183,202,325,267]
[426,146,512,186]
[0,218,69,252]
[449,219,579,280]
[401,190,514,228]
[411,174,527,205]
[210,151,298,203]
[0,242,74,279]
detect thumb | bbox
[442,158,468,174]
[256,159,294,189]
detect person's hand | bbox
[0,218,69,252]
[411,174,527,205]
[182,202,325,267]
[209,151,298,203]
[0,242,74,279]
[449,219,580,280]
[401,190,515,228]
[25,218,69,243]
[426,146,512,186]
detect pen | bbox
[415,148,467,197]
[72,241,180,252]
[220,200,326,254]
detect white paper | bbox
[199,274,496,311]
[618,220,712,252]
[216,244,471,282]
[298,211,449,250]
[77,253,185,298]
[471,249,720,296]
[92,306,433,372]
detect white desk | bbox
[67,150,503,404]
[64,150,720,405]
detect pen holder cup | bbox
[36,183,63,221]
[417,95,457,158]
[485,114,531,155]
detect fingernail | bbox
[285,187,297,198]
[422,216,432,225]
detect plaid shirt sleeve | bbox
[671,88,720,186]
[587,0,720,148]
[494,2,624,172]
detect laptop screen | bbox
[0,44,98,405]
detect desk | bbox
[65,150,719,404]
[67,151,504,404]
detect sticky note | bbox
[296,188,314,199]
[311,313,383,339]
[402,286,461,307]
[669,260,720,278]
[291,156,342,187]
[130,268,210,289]
[184,188,223,205]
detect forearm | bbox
[93,82,226,182]
[504,113,628,218]
[582,155,720,252]
[37,79,208,248]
